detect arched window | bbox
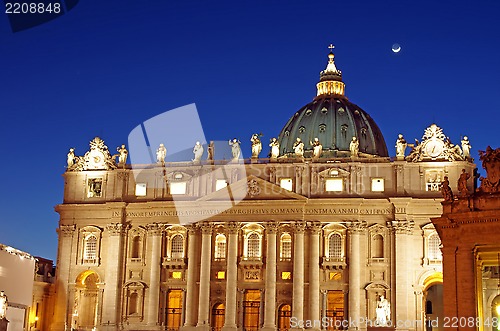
[372,234,384,258]
[428,234,442,260]
[328,233,342,259]
[84,235,98,261]
[131,235,141,259]
[280,233,292,260]
[215,234,227,260]
[247,233,261,258]
[171,235,184,259]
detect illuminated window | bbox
[280,178,293,191]
[212,303,225,330]
[428,234,442,260]
[325,178,343,192]
[371,178,384,192]
[87,178,103,198]
[328,233,342,258]
[243,290,261,331]
[135,183,147,196]
[170,182,187,195]
[281,271,291,280]
[215,179,228,191]
[278,304,291,331]
[171,235,184,259]
[329,272,342,281]
[215,234,227,260]
[170,271,182,279]
[217,271,225,279]
[246,233,261,258]
[84,235,97,261]
[280,233,292,260]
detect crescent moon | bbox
[392,44,401,53]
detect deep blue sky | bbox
[1,0,499,261]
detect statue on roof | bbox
[477,146,500,193]
[395,134,407,159]
[156,143,167,163]
[66,137,116,171]
[293,138,304,160]
[350,136,359,158]
[461,136,472,160]
[207,141,215,163]
[310,137,323,161]
[67,148,76,168]
[441,176,454,202]
[229,138,241,161]
[269,138,280,160]
[117,144,128,166]
[250,134,262,158]
[192,141,204,164]
[0,291,7,319]
[457,169,470,197]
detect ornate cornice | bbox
[347,221,367,234]
[58,224,76,237]
[265,221,279,234]
[390,220,415,234]
[199,222,213,235]
[106,223,129,236]
[292,221,306,233]
[226,222,240,234]
[307,221,322,234]
[146,223,163,236]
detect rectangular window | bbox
[170,182,187,195]
[170,271,182,279]
[135,183,147,196]
[329,272,341,281]
[87,178,103,198]
[280,178,293,191]
[371,178,384,192]
[215,179,228,191]
[281,271,291,280]
[325,178,343,192]
[216,271,225,279]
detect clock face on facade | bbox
[88,149,106,169]
[424,139,445,158]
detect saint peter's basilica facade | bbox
[51,49,475,331]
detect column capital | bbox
[347,220,367,234]
[307,221,322,234]
[58,224,76,237]
[265,221,279,234]
[389,220,415,234]
[106,223,130,236]
[295,165,306,176]
[186,224,198,235]
[199,222,213,235]
[226,222,241,234]
[292,221,306,233]
[146,222,163,236]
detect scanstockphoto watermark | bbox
[128,103,247,225]
[289,317,425,329]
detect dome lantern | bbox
[316,44,346,98]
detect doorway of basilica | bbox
[73,271,100,330]
[423,273,443,331]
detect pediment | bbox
[197,175,306,202]
[318,167,350,178]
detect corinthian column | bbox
[102,223,128,327]
[262,222,279,331]
[51,224,75,331]
[197,223,213,331]
[223,222,240,331]
[183,225,198,328]
[391,220,414,330]
[348,221,366,331]
[308,222,321,329]
[292,221,306,323]
[146,223,162,326]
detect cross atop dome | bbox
[328,43,335,52]
[317,44,344,97]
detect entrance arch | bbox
[278,304,291,331]
[211,303,225,331]
[73,271,101,329]
[423,272,443,331]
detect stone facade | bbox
[52,149,475,331]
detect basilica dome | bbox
[277,50,388,158]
